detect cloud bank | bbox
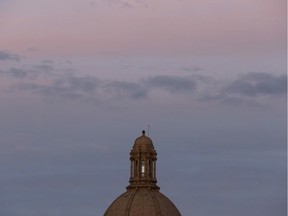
[146,75,197,93]
[1,58,286,107]
[224,72,287,96]
[0,50,20,61]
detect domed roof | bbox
[132,130,154,152]
[103,188,181,216]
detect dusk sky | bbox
[0,0,286,215]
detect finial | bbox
[148,125,150,136]
[142,130,145,135]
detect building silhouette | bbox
[104,130,181,216]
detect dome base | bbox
[103,188,181,216]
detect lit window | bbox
[141,160,145,177]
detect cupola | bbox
[103,131,181,216]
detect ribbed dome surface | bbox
[103,188,181,216]
[132,133,154,152]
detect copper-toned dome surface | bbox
[103,188,181,216]
[132,131,155,152]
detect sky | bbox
[0,0,287,215]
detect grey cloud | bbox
[146,75,197,93]
[190,74,214,83]
[1,65,53,79]
[16,75,100,99]
[41,59,54,64]
[0,59,60,80]
[16,76,147,102]
[0,51,20,61]
[198,72,287,106]
[199,91,256,106]
[66,76,100,93]
[32,64,54,73]
[17,83,84,100]
[105,81,148,100]
[7,70,286,106]
[6,70,198,101]
[4,68,28,78]
[224,72,287,96]
[179,66,203,73]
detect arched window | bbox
[141,160,145,177]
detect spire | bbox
[127,130,159,190]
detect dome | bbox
[132,130,155,153]
[103,130,181,216]
[103,188,181,216]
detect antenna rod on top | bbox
[147,124,150,136]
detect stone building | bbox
[104,130,181,216]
